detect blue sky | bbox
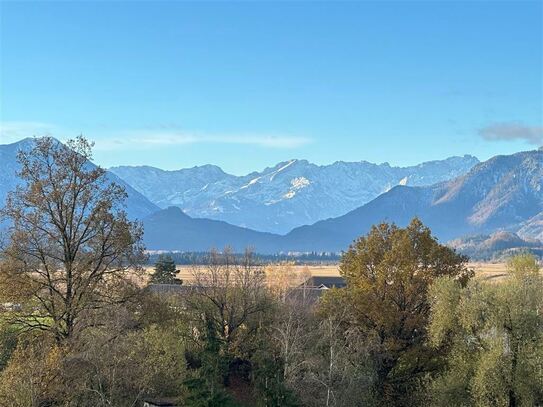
[1,1,541,174]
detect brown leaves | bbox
[324,218,473,403]
[0,136,145,342]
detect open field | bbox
[469,262,509,282]
[144,262,521,285]
[292,262,514,282]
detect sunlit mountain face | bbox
[110,155,479,234]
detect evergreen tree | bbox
[150,254,181,284]
[183,315,238,406]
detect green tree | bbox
[0,323,18,371]
[428,253,543,407]
[507,251,540,276]
[183,316,238,407]
[150,254,181,284]
[251,344,300,407]
[183,249,273,406]
[321,218,472,405]
[187,248,269,355]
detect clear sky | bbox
[1,1,541,175]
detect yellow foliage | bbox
[265,263,311,300]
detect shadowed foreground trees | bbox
[187,248,269,354]
[182,248,281,405]
[0,295,187,406]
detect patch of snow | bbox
[283,190,296,199]
[291,176,310,189]
[264,198,281,206]
[269,160,297,181]
[281,177,310,200]
[399,177,408,186]
[240,177,261,190]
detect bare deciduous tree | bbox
[272,299,314,384]
[188,248,268,350]
[0,136,145,342]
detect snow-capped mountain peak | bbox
[110,155,480,233]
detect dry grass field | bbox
[469,262,509,282]
[285,263,514,282]
[143,264,341,285]
[143,262,520,285]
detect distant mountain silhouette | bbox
[0,138,159,220]
[143,206,281,253]
[449,231,541,260]
[3,138,540,255]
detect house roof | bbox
[301,276,346,288]
[143,397,179,407]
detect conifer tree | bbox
[150,254,181,284]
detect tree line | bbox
[146,251,341,267]
[0,137,541,406]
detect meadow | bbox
[149,262,513,285]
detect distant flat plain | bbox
[160,262,513,285]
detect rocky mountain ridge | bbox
[111,155,479,233]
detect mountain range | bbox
[282,149,543,251]
[0,138,159,221]
[1,138,541,256]
[110,155,479,234]
[142,149,542,253]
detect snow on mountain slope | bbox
[111,155,479,233]
[282,149,542,252]
[139,149,541,254]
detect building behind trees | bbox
[0,137,541,406]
